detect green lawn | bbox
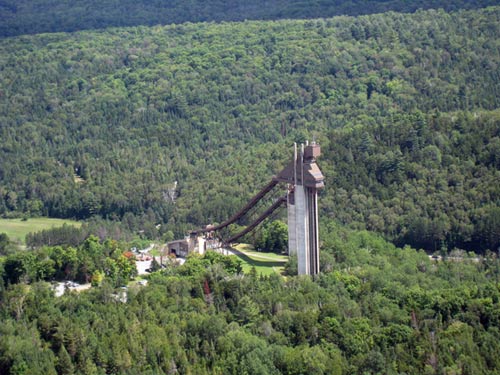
[0,218,81,244]
[232,244,288,275]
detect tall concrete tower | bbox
[277,142,324,275]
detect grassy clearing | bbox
[232,244,288,276]
[0,218,81,244]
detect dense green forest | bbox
[1,7,499,252]
[324,110,500,252]
[1,224,500,374]
[1,0,498,37]
[1,3,500,374]
[2,234,137,286]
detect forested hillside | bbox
[324,110,500,252]
[1,3,500,374]
[1,226,500,374]
[1,7,499,252]
[0,0,498,37]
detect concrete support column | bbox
[295,185,309,275]
[287,193,297,256]
[274,141,324,275]
[197,236,206,255]
[306,188,320,275]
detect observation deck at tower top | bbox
[275,142,325,189]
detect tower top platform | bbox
[275,142,324,189]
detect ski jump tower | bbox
[276,142,324,275]
[185,141,324,275]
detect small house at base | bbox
[167,236,206,257]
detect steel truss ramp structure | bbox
[224,196,287,245]
[191,179,279,235]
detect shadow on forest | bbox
[1,0,496,38]
[232,250,287,270]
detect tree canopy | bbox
[1,224,500,374]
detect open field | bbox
[232,244,288,275]
[0,218,81,244]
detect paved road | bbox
[428,255,480,262]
